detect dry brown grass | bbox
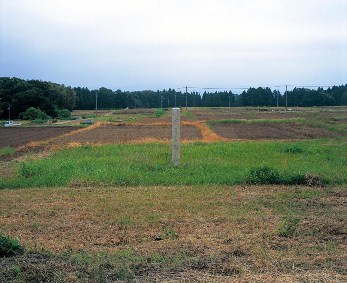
[189,121,226,142]
[1,185,346,281]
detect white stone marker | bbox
[172,108,180,166]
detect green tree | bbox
[19,107,50,120]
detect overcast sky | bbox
[1,0,346,92]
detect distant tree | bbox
[56,109,71,119]
[19,107,50,120]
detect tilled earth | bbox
[54,124,201,145]
[0,127,79,148]
[211,122,340,140]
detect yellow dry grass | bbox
[188,121,226,142]
[1,185,346,281]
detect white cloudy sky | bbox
[1,0,346,92]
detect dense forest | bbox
[1,77,347,119]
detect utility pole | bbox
[276,90,279,108]
[160,96,163,108]
[8,104,11,121]
[174,93,177,107]
[185,86,188,110]
[228,94,231,108]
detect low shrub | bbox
[154,108,165,118]
[246,166,281,184]
[0,232,24,257]
[246,166,307,185]
[56,109,71,119]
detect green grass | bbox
[182,110,197,120]
[153,108,166,117]
[0,147,15,156]
[1,140,346,189]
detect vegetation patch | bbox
[0,140,345,188]
[277,214,301,237]
[0,147,15,156]
[153,108,166,118]
[0,232,24,257]
[280,143,304,154]
[0,185,346,281]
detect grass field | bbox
[0,107,346,282]
[1,140,347,189]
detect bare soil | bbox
[189,108,305,121]
[211,122,340,140]
[55,124,201,145]
[0,127,79,148]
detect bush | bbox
[0,232,24,257]
[56,109,71,119]
[154,108,165,118]
[19,107,49,120]
[246,166,307,185]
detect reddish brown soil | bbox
[211,122,339,140]
[56,124,201,145]
[0,127,79,148]
[190,108,305,121]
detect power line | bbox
[176,84,336,91]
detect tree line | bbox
[1,77,346,119]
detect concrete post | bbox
[172,108,180,166]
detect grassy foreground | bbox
[1,185,346,282]
[1,139,346,188]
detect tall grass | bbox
[0,140,346,189]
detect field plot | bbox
[55,124,201,145]
[210,121,340,140]
[0,107,346,282]
[0,127,79,148]
[189,107,305,121]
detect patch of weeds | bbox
[19,163,35,178]
[118,216,132,244]
[278,215,300,238]
[0,147,16,156]
[30,119,47,124]
[111,266,134,281]
[246,166,281,184]
[0,232,24,257]
[305,173,324,187]
[153,108,165,118]
[182,111,196,120]
[163,227,179,240]
[325,240,337,254]
[246,165,307,185]
[118,216,132,228]
[281,144,304,154]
